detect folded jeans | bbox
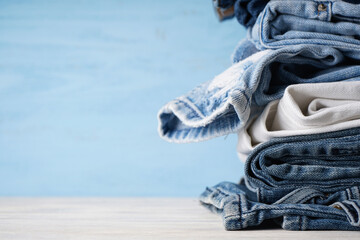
[200,180,360,230]
[249,0,360,50]
[158,45,360,143]
[245,127,360,193]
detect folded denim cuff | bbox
[200,181,360,230]
[158,50,270,143]
[245,127,360,192]
[158,44,360,143]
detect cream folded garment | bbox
[237,81,360,162]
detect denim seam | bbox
[352,187,360,199]
[176,98,205,119]
[252,178,359,191]
[258,188,263,203]
[275,188,304,203]
[249,127,360,153]
[161,112,239,143]
[336,200,360,226]
[214,187,231,198]
[236,89,251,114]
[202,187,230,199]
[238,193,243,228]
[259,3,268,48]
[328,1,332,22]
[224,205,346,219]
[201,187,232,211]
[280,191,324,204]
[261,40,360,51]
[347,188,352,200]
[257,1,360,50]
[224,209,346,227]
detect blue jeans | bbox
[249,0,360,50]
[231,38,259,63]
[245,127,360,193]
[158,45,360,143]
[200,180,360,230]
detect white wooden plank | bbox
[0,198,358,240]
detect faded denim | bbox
[200,180,360,230]
[158,45,360,143]
[250,0,360,50]
[231,38,259,63]
[245,127,360,193]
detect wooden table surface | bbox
[0,198,358,239]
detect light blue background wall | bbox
[0,0,246,196]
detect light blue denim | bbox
[245,127,360,193]
[200,180,360,230]
[249,0,360,51]
[158,45,360,143]
[231,38,259,63]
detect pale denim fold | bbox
[249,0,360,51]
[158,45,360,143]
[237,81,360,162]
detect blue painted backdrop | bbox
[0,0,246,196]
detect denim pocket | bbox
[250,0,360,50]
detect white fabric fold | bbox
[237,81,360,162]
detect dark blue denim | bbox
[213,0,269,27]
[245,127,360,193]
[200,180,360,230]
[199,127,360,230]
[234,0,270,27]
[213,0,236,9]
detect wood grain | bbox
[0,198,358,239]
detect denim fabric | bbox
[234,0,270,27]
[213,0,269,27]
[158,45,360,143]
[231,38,259,63]
[256,182,360,206]
[213,0,236,9]
[250,0,360,50]
[245,127,360,193]
[200,181,360,230]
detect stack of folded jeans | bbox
[158,0,360,230]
